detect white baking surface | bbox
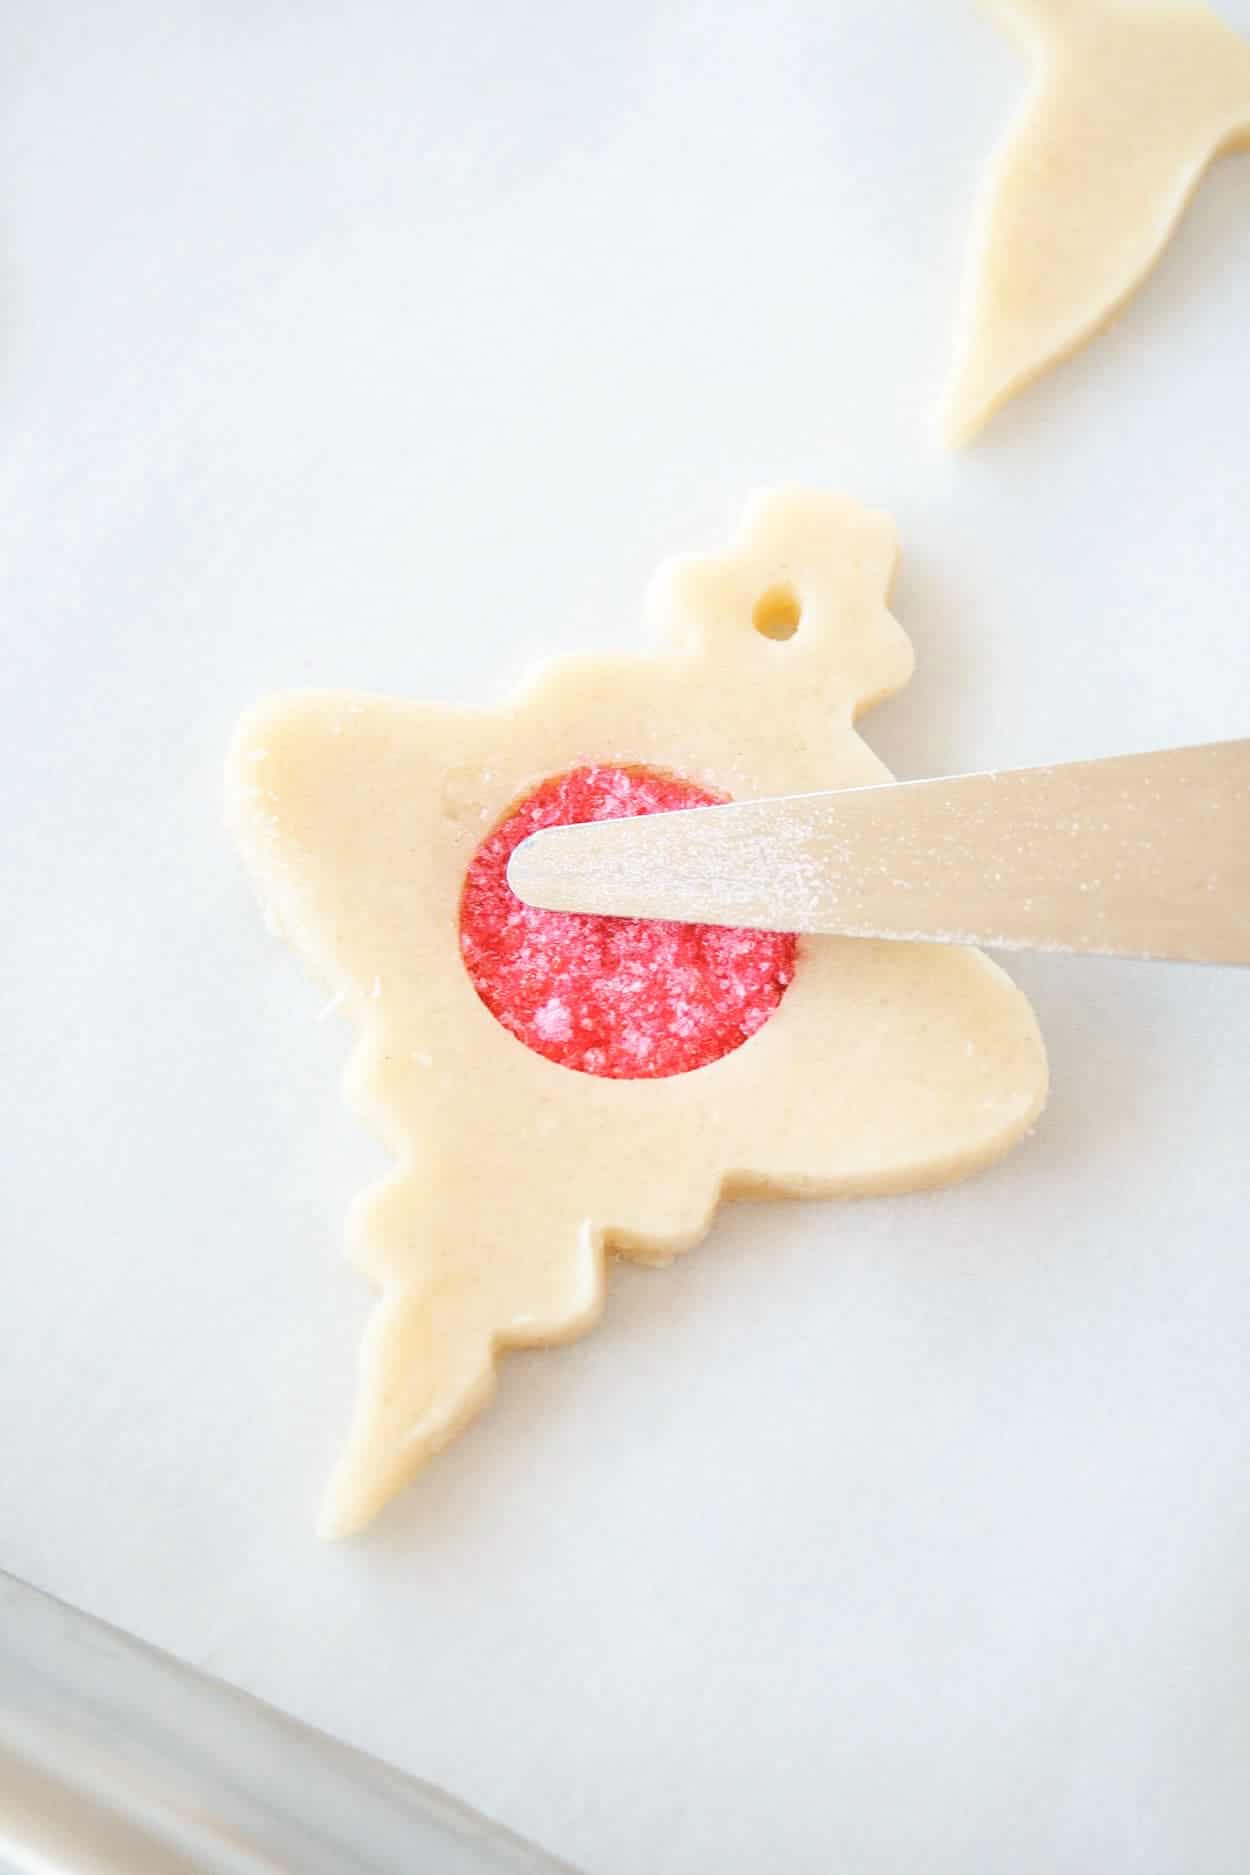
[3,3,1250,1871]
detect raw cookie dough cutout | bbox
[227,490,1048,1536]
[946,0,1250,444]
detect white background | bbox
[3,3,1250,1871]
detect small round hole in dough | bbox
[752,584,801,641]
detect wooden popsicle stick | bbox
[508,741,1250,965]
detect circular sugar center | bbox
[459,764,797,1078]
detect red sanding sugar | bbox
[459,765,798,1079]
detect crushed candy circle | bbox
[459,765,798,1078]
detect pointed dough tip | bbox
[941,374,997,449]
[317,1465,374,1541]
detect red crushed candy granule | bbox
[459,765,798,1079]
